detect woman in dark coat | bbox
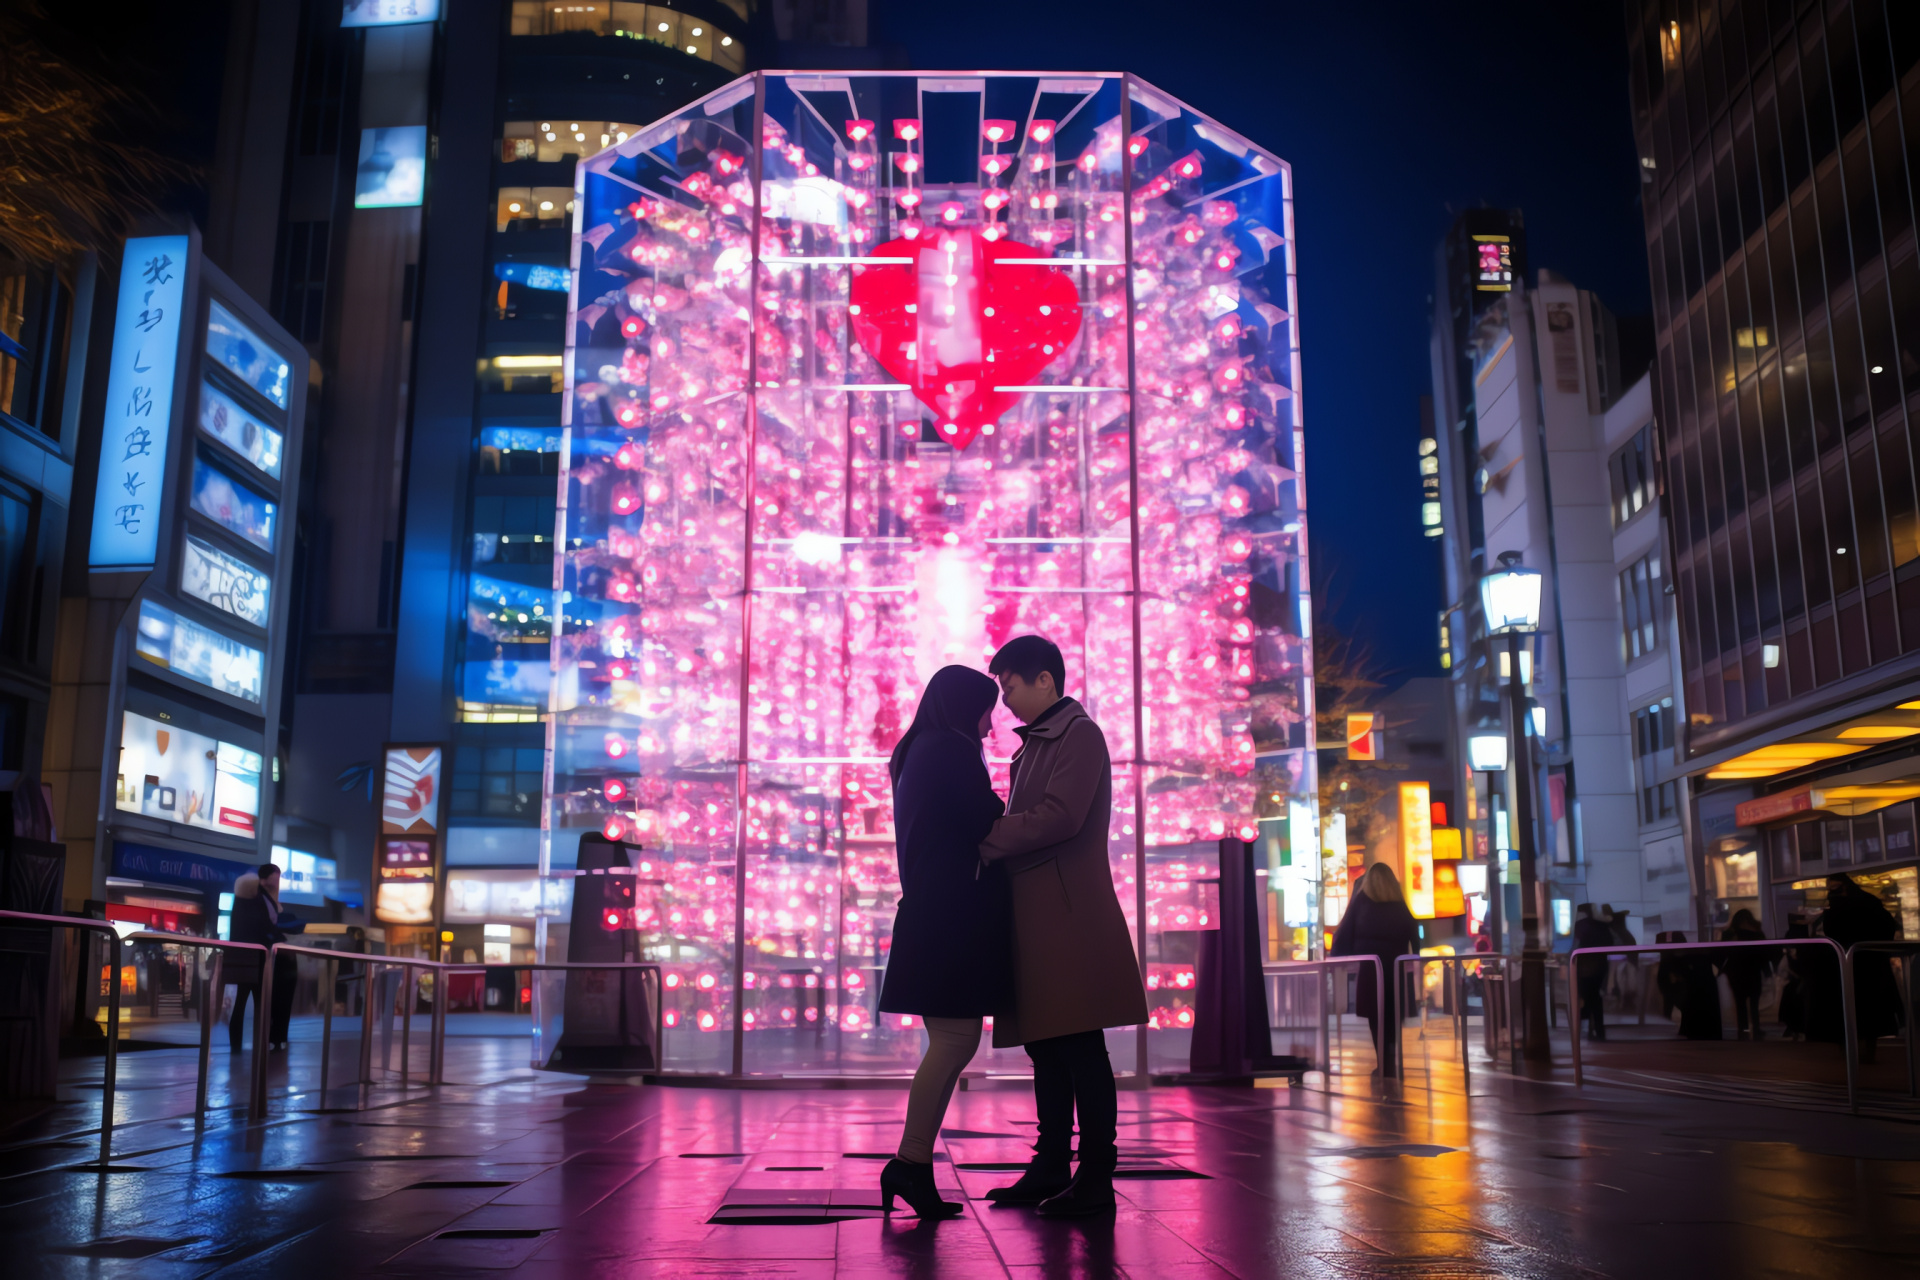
[877,665,1010,1218]
[1654,930,1723,1040]
[1719,908,1772,1040]
[1820,873,1902,1061]
[1330,863,1421,1075]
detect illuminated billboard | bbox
[342,0,440,27]
[116,709,262,838]
[199,379,284,478]
[181,534,270,628]
[89,235,189,570]
[189,457,277,551]
[381,745,444,834]
[354,126,428,209]
[1399,781,1435,918]
[134,599,264,703]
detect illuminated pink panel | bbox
[554,74,1313,1076]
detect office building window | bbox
[0,262,70,437]
[507,2,748,71]
[1619,552,1662,661]
[1632,697,1676,824]
[502,120,644,164]
[450,722,544,822]
[1608,423,1653,528]
[496,188,575,233]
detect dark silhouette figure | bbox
[878,665,1009,1219]
[1330,864,1421,1075]
[1572,904,1613,1041]
[1819,874,1902,1062]
[1655,930,1722,1040]
[1719,909,1772,1041]
[1778,913,1811,1040]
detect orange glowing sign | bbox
[1400,782,1435,918]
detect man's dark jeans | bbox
[1025,1029,1117,1163]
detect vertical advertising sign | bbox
[1399,781,1435,919]
[91,235,190,569]
[1345,713,1378,761]
[376,745,444,925]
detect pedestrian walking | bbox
[1330,863,1421,1074]
[1719,908,1771,1041]
[1572,904,1613,1041]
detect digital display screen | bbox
[342,0,440,27]
[206,300,290,409]
[134,599,264,703]
[1473,235,1513,292]
[355,126,428,209]
[181,534,271,629]
[190,456,277,552]
[375,836,436,924]
[116,709,262,837]
[199,379,284,478]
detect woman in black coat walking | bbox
[1820,873,1901,1061]
[877,665,1010,1218]
[1330,863,1421,1075]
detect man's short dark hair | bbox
[989,635,1066,694]
[261,863,281,879]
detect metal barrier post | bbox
[1840,948,1860,1113]
[1458,962,1471,1087]
[430,973,447,1085]
[196,951,221,1116]
[320,958,336,1099]
[1568,960,1582,1084]
[248,946,274,1120]
[402,968,416,1085]
[1896,955,1912,1097]
[358,960,377,1086]
[100,933,122,1165]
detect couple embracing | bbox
[876,635,1148,1220]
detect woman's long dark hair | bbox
[890,665,999,783]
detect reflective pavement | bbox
[7,1020,1920,1277]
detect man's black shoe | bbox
[1034,1155,1116,1217]
[985,1153,1072,1205]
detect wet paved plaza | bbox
[6,1021,1920,1278]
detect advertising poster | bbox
[375,836,436,925]
[134,599,264,703]
[199,379,284,477]
[116,709,261,837]
[381,745,444,834]
[181,534,271,628]
[205,300,290,409]
[355,126,428,208]
[190,457,277,551]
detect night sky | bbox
[876,0,1654,686]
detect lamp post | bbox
[1466,732,1508,955]
[1479,550,1550,1062]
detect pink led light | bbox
[892,118,921,141]
[845,118,875,141]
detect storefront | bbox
[1748,796,1920,939]
[104,840,256,1017]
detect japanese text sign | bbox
[91,235,190,569]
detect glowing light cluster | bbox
[552,74,1313,1073]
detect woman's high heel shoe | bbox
[880,1157,964,1218]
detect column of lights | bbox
[979,118,1015,240]
[890,118,924,239]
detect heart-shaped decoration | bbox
[848,231,1082,449]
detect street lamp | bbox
[1479,550,1550,1062]
[1467,732,1508,954]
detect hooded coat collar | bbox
[1014,696,1083,742]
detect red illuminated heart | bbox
[848,231,1082,449]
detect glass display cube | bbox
[548,72,1316,1075]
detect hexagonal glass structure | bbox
[546,72,1315,1076]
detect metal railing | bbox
[1566,936,1856,1109]
[257,944,663,1116]
[1264,956,1388,1077]
[1394,952,1515,1086]
[0,909,268,1162]
[1843,940,1920,1101]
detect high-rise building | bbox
[143,2,772,955]
[1627,1,1920,935]
[1430,207,1652,948]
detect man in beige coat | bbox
[979,635,1148,1217]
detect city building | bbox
[1602,370,1695,936]
[1429,209,1650,949]
[1627,0,1920,936]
